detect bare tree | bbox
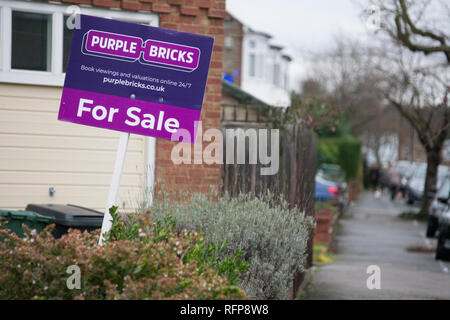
[381,48,449,215]
[363,0,450,215]
[372,0,450,63]
[288,79,344,131]
[302,37,396,162]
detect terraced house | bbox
[222,11,292,109]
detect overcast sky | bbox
[227,0,368,52]
[226,0,372,89]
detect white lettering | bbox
[141,113,156,129]
[77,98,93,117]
[178,51,186,62]
[115,39,124,51]
[157,47,167,59]
[170,49,178,61]
[157,111,164,131]
[125,107,141,126]
[129,42,137,54]
[107,38,115,50]
[92,105,107,121]
[164,118,179,133]
[149,45,158,57]
[108,108,119,122]
[91,35,100,46]
[186,52,194,64]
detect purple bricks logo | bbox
[84,30,142,61]
[142,39,200,71]
[82,29,201,72]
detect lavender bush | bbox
[150,192,314,299]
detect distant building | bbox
[223,12,291,108]
[223,13,244,87]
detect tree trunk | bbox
[419,150,440,217]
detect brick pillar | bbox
[154,0,225,194]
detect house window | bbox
[12,11,51,71]
[284,71,289,91]
[249,40,256,48]
[273,63,280,86]
[0,0,158,86]
[224,36,233,50]
[249,53,256,77]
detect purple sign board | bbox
[58,15,214,143]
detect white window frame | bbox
[0,0,158,86]
[249,53,256,77]
[224,35,233,50]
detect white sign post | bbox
[98,132,130,245]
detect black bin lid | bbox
[25,204,104,228]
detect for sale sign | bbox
[58,15,214,143]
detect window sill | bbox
[0,70,64,87]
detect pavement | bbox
[304,191,450,300]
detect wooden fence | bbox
[221,103,317,298]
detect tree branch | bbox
[393,0,450,63]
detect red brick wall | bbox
[153,0,225,194]
[313,208,335,247]
[45,0,225,194]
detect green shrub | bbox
[318,139,340,165]
[184,239,250,286]
[318,137,361,181]
[314,201,336,211]
[0,209,246,300]
[106,207,250,286]
[338,138,361,181]
[150,192,314,300]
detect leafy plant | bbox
[104,206,140,242]
[0,214,246,300]
[151,191,314,299]
[313,243,336,267]
[318,137,361,181]
[105,207,249,286]
[184,239,250,285]
[314,201,336,211]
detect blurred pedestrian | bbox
[387,163,400,201]
[379,162,390,194]
[369,163,380,190]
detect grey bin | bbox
[25,204,104,238]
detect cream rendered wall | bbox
[0,83,147,212]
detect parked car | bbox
[315,164,347,213]
[436,207,450,261]
[405,165,448,205]
[315,175,341,202]
[405,163,427,204]
[426,174,450,238]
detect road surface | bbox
[304,191,450,300]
